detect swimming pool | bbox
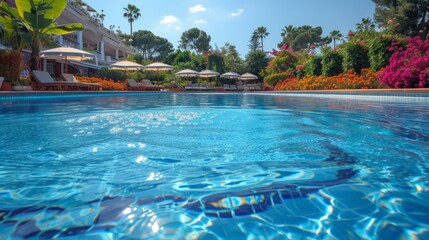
[0,92,428,239]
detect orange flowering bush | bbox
[76,76,127,91]
[274,69,383,90]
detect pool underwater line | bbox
[0,141,358,238]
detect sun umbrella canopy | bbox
[109,60,144,71]
[220,72,241,79]
[40,46,96,73]
[240,73,258,81]
[144,62,173,85]
[144,62,174,71]
[199,69,219,78]
[40,46,95,61]
[175,69,199,77]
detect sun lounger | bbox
[229,85,238,91]
[202,84,215,91]
[126,79,145,91]
[62,73,102,91]
[191,83,200,90]
[140,79,163,91]
[31,70,82,91]
[185,83,194,91]
[206,85,215,91]
[126,79,162,91]
[223,84,231,91]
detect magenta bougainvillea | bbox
[378,37,429,88]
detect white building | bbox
[5,0,135,76]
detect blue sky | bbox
[84,0,376,57]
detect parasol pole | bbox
[65,56,68,73]
[157,70,160,85]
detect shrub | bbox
[265,49,298,75]
[342,42,370,74]
[264,72,294,87]
[246,50,269,78]
[173,51,192,65]
[97,67,128,81]
[378,37,429,88]
[368,35,399,71]
[0,50,22,83]
[322,50,343,76]
[304,56,322,77]
[296,64,305,79]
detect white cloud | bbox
[189,4,206,13]
[193,19,207,25]
[160,15,181,30]
[230,9,244,17]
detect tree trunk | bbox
[417,0,429,39]
[30,35,41,71]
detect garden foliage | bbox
[321,50,343,76]
[341,42,370,75]
[368,35,399,71]
[304,56,322,77]
[265,49,298,75]
[97,68,128,81]
[264,72,294,88]
[275,69,382,90]
[0,50,22,83]
[245,50,269,79]
[207,53,227,74]
[77,76,126,91]
[378,37,429,88]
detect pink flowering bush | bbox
[378,37,429,88]
[264,47,299,75]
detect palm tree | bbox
[281,25,294,38]
[356,18,375,33]
[248,33,260,52]
[280,25,295,47]
[99,10,106,26]
[329,30,343,48]
[255,26,269,52]
[95,10,106,26]
[123,4,141,36]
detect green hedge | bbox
[322,50,343,76]
[97,68,128,81]
[264,72,294,87]
[368,36,397,71]
[304,56,322,77]
[342,43,370,74]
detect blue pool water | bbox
[0,93,428,239]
